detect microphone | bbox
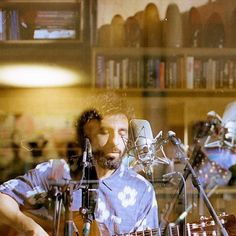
[203,109,236,158]
[207,110,222,124]
[167,131,187,154]
[129,119,170,176]
[168,130,181,146]
[86,138,92,160]
[203,110,224,148]
[82,138,93,167]
[130,119,154,163]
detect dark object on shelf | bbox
[188,7,203,47]
[229,9,236,47]
[143,3,162,47]
[124,16,142,47]
[163,3,183,48]
[110,14,125,47]
[97,24,111,47]
[204,12,225,48]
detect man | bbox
[0,92,159,235]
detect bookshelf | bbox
[92,46,236,145]
[92,47,236,90]
[0,0,84,41]
[91,0,236,147]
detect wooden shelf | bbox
[141,89,236,97]
[0,41,90,62]
[84,88,236,97]
[0,39,84,46]
[93,47,236,57]
[0,0,81,8]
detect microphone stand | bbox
[160,141,200,235]
[51,185,63,236]
[170,133,229,236]
[163,171,187,236]
[64,184,76,236]
[80,138,97,236]
[50,181,78,236]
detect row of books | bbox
[0,9,78,40]
[95,55,236,89]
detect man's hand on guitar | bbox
[22,220,49,236]
[24,228,49,236]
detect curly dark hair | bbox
[76,92,135,147]
[76,109,101,150]
[85,91,134,119]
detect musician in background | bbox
[0,92,159,235]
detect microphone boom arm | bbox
[168,131,229,236]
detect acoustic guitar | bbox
[186,213,236,236]
[0,211,100,236]
[1,212,235,236]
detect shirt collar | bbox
[100,164,126,191]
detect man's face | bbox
[85,113,129,170]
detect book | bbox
[159,61,165,89]
[105,59,115,88]
[121,58,129,89]
[96,55,106,88]
[193,58,202,88]
[113,61,121,89]
[144,58,156,88]
[177,56,185,88]
[9,10,20,40]
[185,56,194,89]
[228,60,234,89]
[0,9,7,40]
[206,58,216,89]
[155,59,160,88]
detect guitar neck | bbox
[114,228,161,236]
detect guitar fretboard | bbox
[114,228,161,236]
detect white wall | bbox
[97,0,209,27]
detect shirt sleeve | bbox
[134,183,159,233]
[0,159,70,208]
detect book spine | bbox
[159,61,165,89]
[121,58,129,89]
[96,55,106,88]
[186,56,194,89]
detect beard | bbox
[93,151,123,170]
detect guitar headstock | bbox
[187,212,236,235]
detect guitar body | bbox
[1,212,236,236]
[0,211,101,236]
